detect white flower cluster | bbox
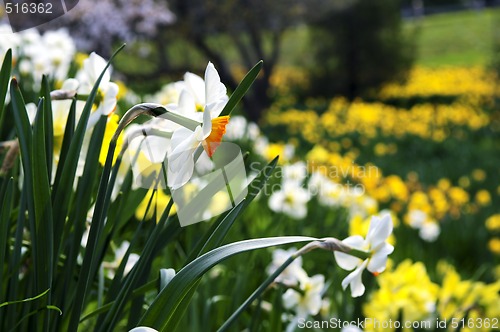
[309,170,378,218]
[266,248,329,320]
[42,0,175,55]
[268,162,311,219]
[407,209,440,242]
[0,25,75,87]
[24,53,120,184]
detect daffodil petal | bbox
[202,106,212,139]
[367,243,394,273]
[334,235,365,271]
[167,152,194,190]
[341,260,368,297]
[84,52,110,88]
[178,89,197,114]
[282,289,300,309]
[305,292,322,316]
[184,72,205,105]
[205,61,227,106]
[309,274,326,293]
[141,135,170,164]
[366,214,393,249]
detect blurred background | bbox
[1,0,499,330]
[1,0,496,121]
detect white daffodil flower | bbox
[266,248,308,285]
[282,161,308,185]
[419,221,440,242]
[334,214,394,297]
[282,274,325,318]
[77,52,119,127]
[268,181,310,219]
[106,241,140,278]
[167,62,229,189]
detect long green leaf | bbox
[41,76,54,178]
[97,201,180,332]
[9,80,38,309]
[31,97,54,324]
[139,236,316,330]
[5,185,27,328]
[65,44,126,331]
[0,177,14,296]
[51,98,76,194]
[219,61,263,117]
[0,289,51,308]
[0,49,12,134]
[54,115,107,329]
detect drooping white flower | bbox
[282,274,325,318]
[334,214,394,297]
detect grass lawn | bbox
[407,7,500,67]
[279,8,500,68]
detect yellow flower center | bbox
[196,103,204,112]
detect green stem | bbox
[217,255,296,332]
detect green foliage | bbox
[1,48,335,331]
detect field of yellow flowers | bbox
[243,65,500,331]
